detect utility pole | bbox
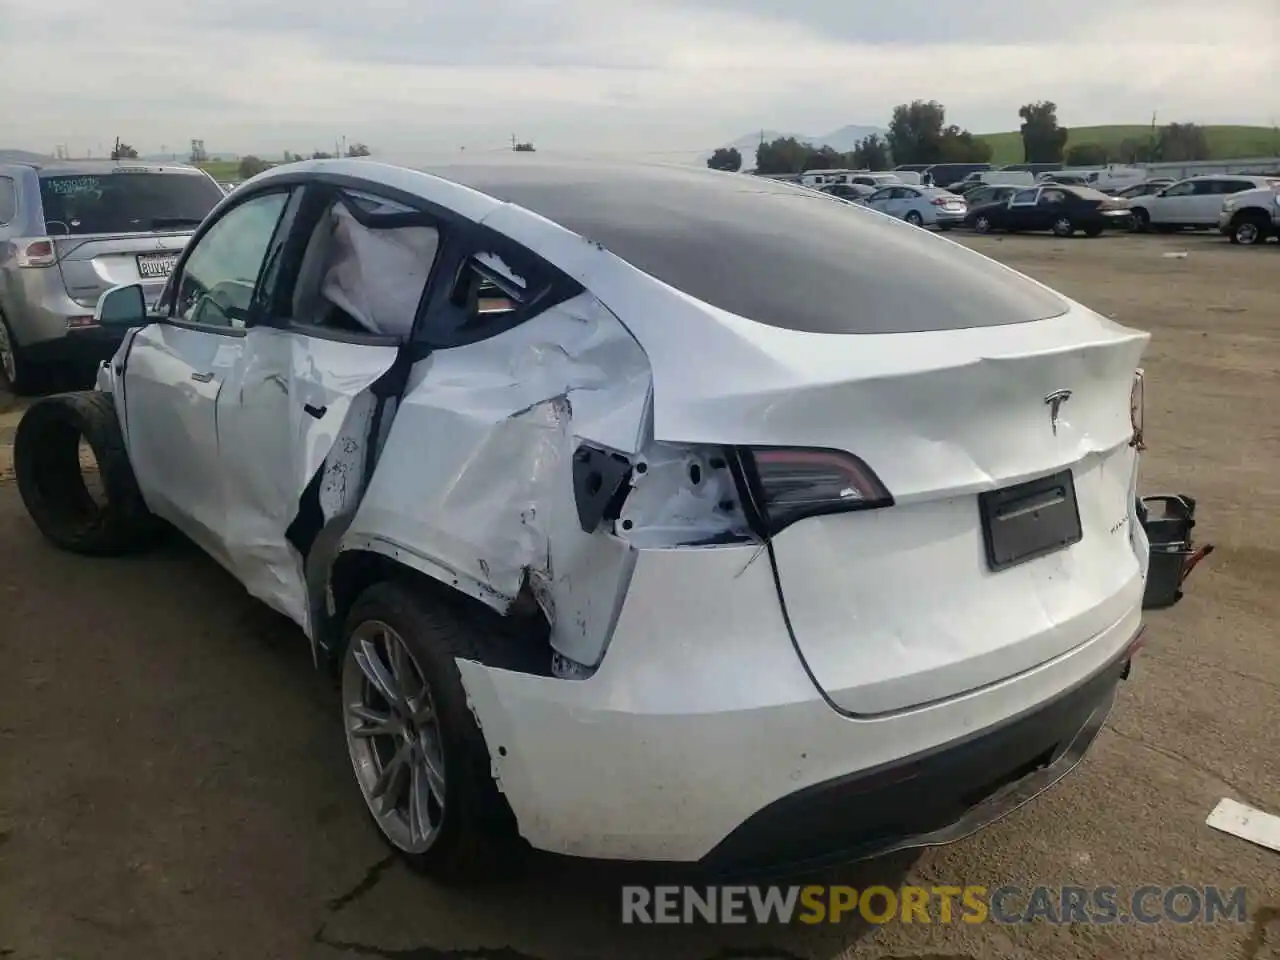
[511,133,517,152]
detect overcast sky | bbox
[2,0,1276,160]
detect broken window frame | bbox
[413,223,584,351]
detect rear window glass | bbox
[38,171,224,235]
[431,163,1068,335]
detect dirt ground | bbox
[0,231,1277,960]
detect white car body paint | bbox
[456,541,1142,861]
[339,290,653,665]
[214,327,399,632]
[95,158,1159,865]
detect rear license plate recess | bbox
[979,469,1082,572]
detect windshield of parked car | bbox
[39,171,224,235]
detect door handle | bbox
[190,372,215,383]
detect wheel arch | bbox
[1231,206,1270,225]
[321,542,553,676]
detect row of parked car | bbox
[818,171,1280,245]
[2,155,1277,395]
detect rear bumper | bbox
[455,540,1145,865]
[23,325,125,368]
[3,274,94,347]
[701,635,1132,877]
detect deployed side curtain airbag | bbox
[320,202,439,340]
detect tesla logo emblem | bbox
[1044,389,1072,435]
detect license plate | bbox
[137,252,179,279]
[979,470,1082,572]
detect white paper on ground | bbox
[1206,798,1280,854]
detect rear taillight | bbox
[15,238,57,268]
[931,197,951,205]
[1130,369,1145,451]
[732,446,893,536]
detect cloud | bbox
[0,0,1275,159]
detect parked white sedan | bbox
[860,184,968,229]
[13,158,1207,883]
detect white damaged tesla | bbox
[12,157,1211,881]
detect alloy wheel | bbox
[1235,222,1261,245]
[975,216,991,233]
[1054,218,1073,237]
[343,620,447,854]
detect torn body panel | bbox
[214,327,399,634]
[338,291,652,667]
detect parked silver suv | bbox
[0,160,225,393]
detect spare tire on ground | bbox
[14,391,157,555]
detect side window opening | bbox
[289,191,440,341]
[172,190,290,329]
[419,231,584,349]
[449,253,526,321]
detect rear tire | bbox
[973,215,993,234]
[905,210,924,227]
[341,581,524,884]
[1129,208,1150,233]
[0,309,42,396]
[13,391,157,555]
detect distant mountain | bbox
[706,125,887,168]
[817,125,889,153]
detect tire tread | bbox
[14,391,156,554]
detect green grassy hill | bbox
[196,159,243,181]
[976,124,1280,166]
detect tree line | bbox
[238,144,372,180]
[708,100,1216,174]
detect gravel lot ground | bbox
[0,231,1277,960]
